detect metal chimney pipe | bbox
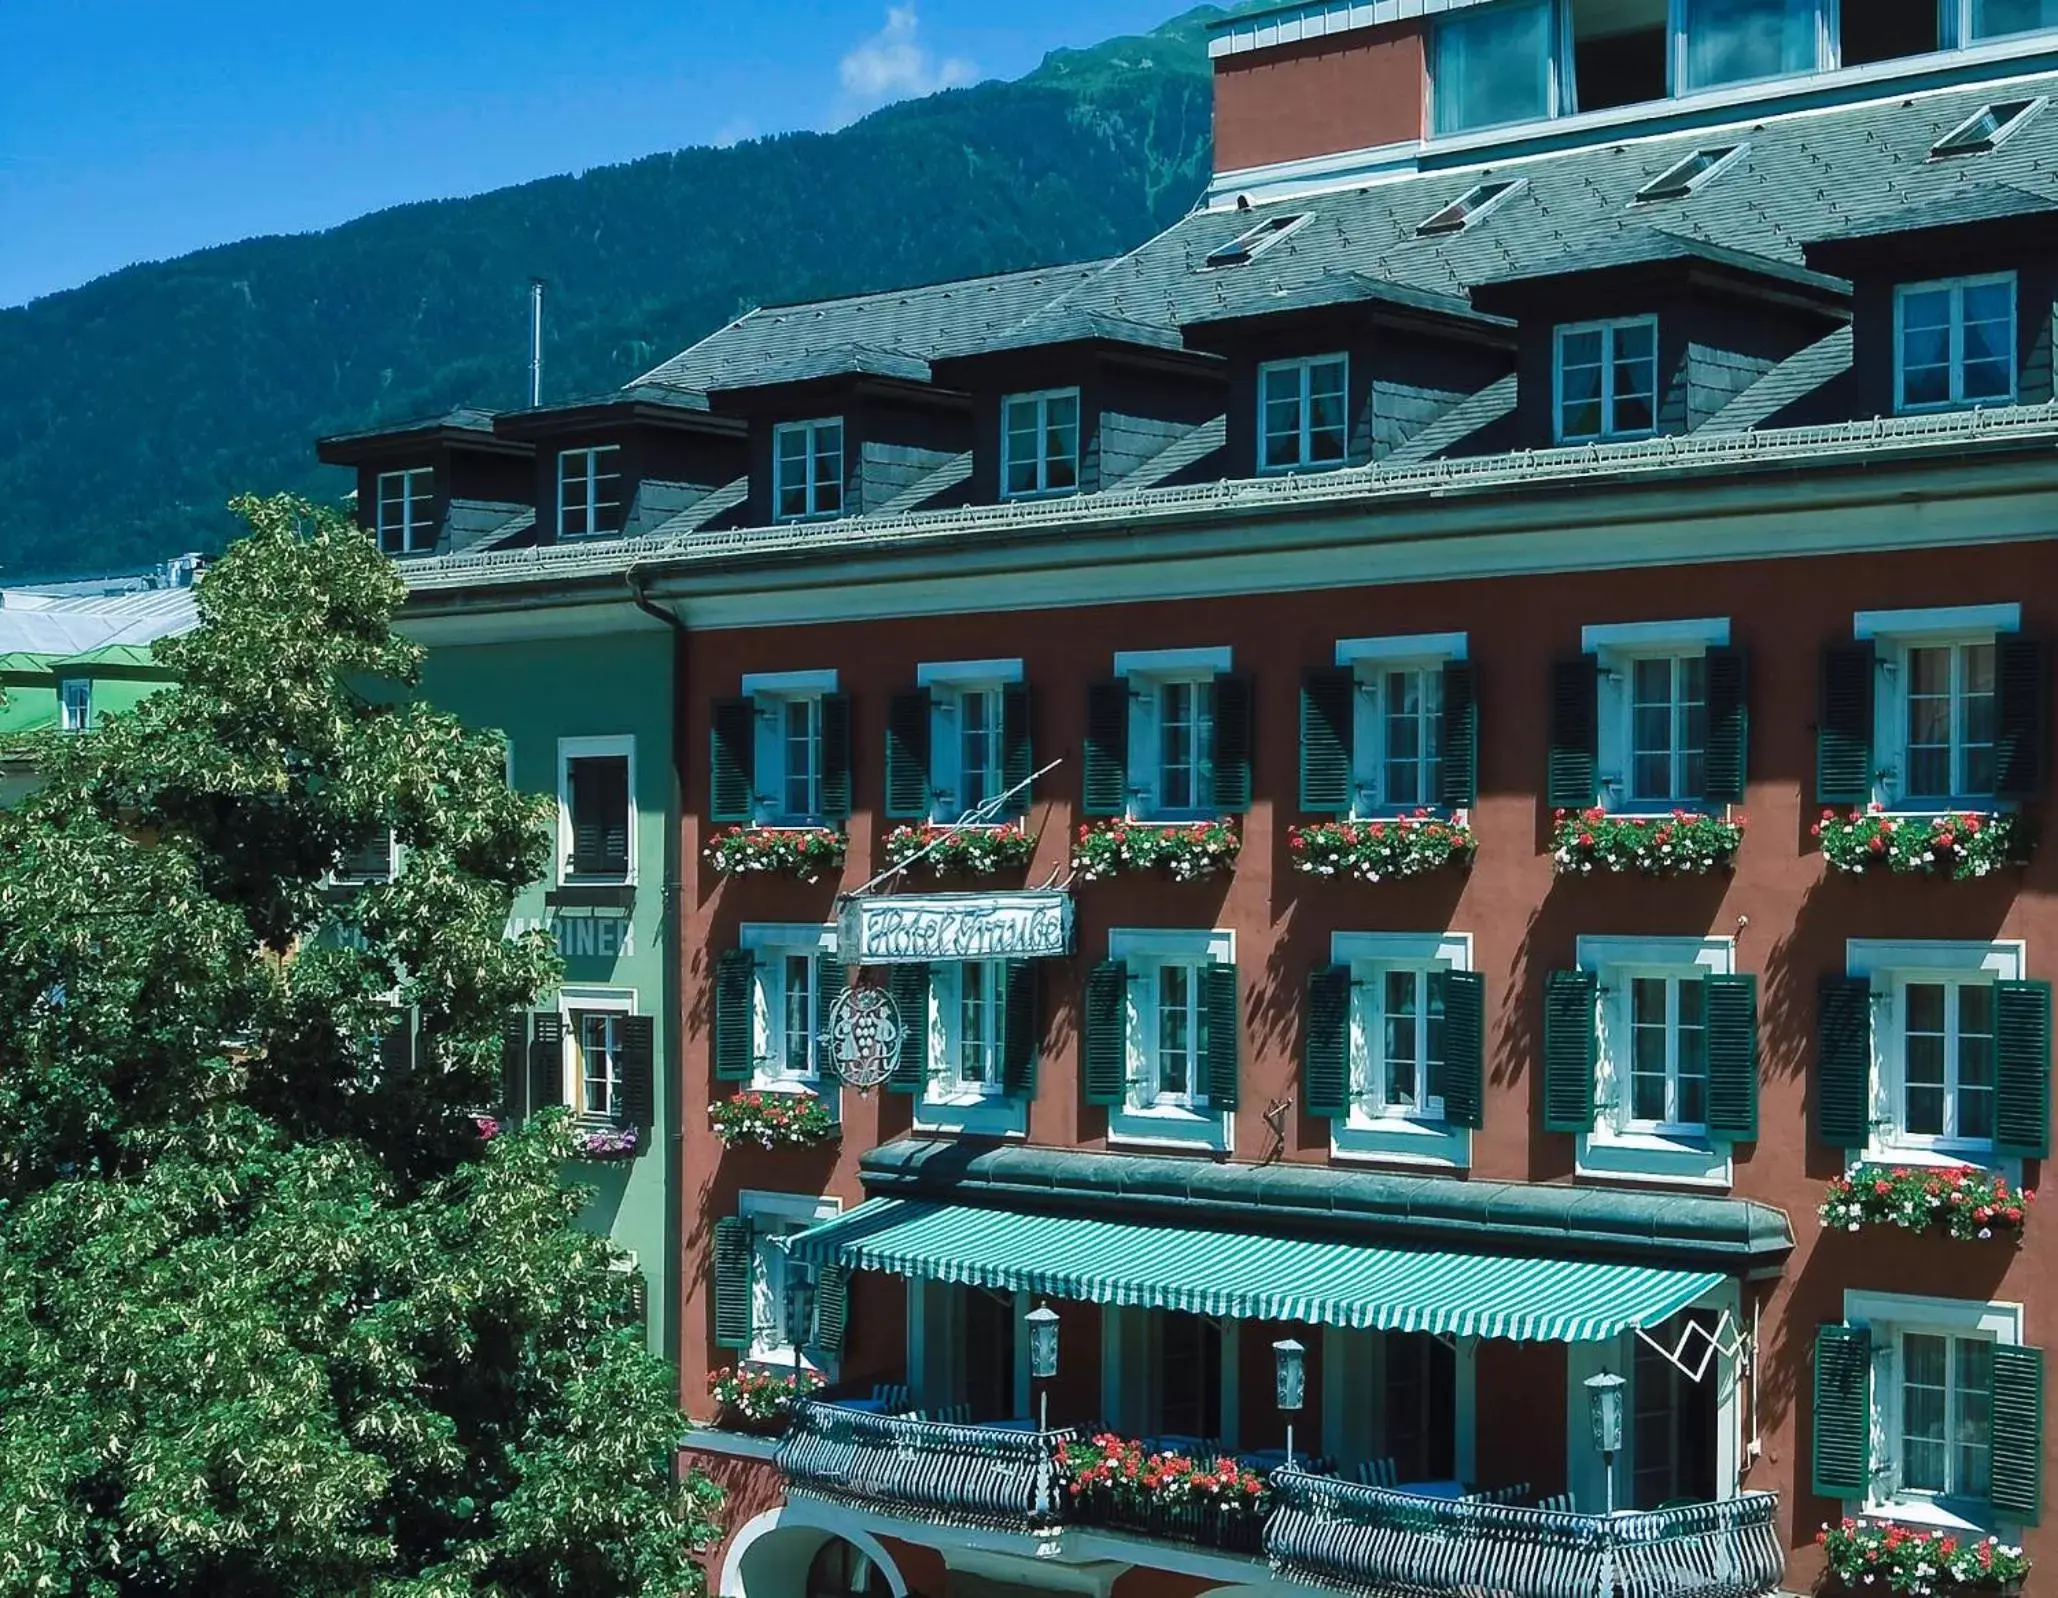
[528,279,545,408]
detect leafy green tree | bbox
[0,495,721,1596]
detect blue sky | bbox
[0,0,1186,309]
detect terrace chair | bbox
[1467,1481,1531,1504]
[933,1402,972,1425]
[869,1383,910,1413]
[1354,1457,1399,1487]
[1536,1492,1576,1513]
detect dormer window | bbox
[59,679,91,734]
[375,468,434,556]
[1002,390,1081,498]
[1554,317,1659,443]
[1895,274,2015,413]
[557,446,622,540]
[1259,355,1349,473]
[774,419,845,521]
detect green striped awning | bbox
[789,1199,1722,1343]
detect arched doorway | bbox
[806,1536,892,1597]
[718,1508,908,1598]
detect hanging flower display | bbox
[882,821,1037,878]
[1815,806,2024,879]
[704,826,848,883]
[1818,1519,2028,1596]
[1055,1434,1272,1515]
[1288,813,1477,883]
[1820,1164,2032,1242]
[1550,808,1744,876]
[575,1124,639,1161]
[710,1091,838,1150]
[1072,820,1240,883]
[708,1366,824,1436]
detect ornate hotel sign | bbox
[837,890,1075,966]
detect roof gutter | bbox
[626,567,686,635]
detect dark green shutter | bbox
[1811,1324,1872,1500]
[1991,1344,2045,1525]
[1704,974,1760,1142]
[1300,669,1355,814]
[1002,683,1034,806]
[710,697,756,823]
[1204,961,1241,1110]
[1083,682,1130,817]
[529,1012,564,1112]
[816,954,847,1089]
[1542,970,1597,1132]
[1001,960,1039,1099]
[1547,656,1599,808]
[819,694,852,821]
[626,1268,649,1334]
[500,1013,529,1119]
[1303,965,1351,1120]
[1996,979,2052,1159]
[569,757,629,877]
[1816,976,1872,1150]
[814,1264,850,1358]
[1817,641,1875,806]
[887,965,931,1094]
[1996,633,2048,800]
[713,1216,754,1351]
[618,1014,655,1142]
[884,689,933,819]
[1084,960,1129,1106]
[713,949,755,1082]
[1704,647,1749,804]
[380,1013,415,1082]
[1211,674,1254,814]
[1440,660,1478,810]
[1440,969,1486,1131]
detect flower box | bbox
[710,1090,838,1150]
[1815,807,2026,880]
[705,826,847,883]
[575,1124,639,1161]
[882,821,1036,879]
[707,1366,823,1437]
[1056,1434,1271,1546]
[1818,1519,2029,1597]
[1821,1164,2032,1242]
[1550,808,1743,876]
[1072,820,1240,883]
[1289,813,1476,883]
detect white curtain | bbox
[1434,0,1555,134]
[1686,0,1820,90]
[1972,0,2058,40]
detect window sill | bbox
[1861,1141,2008,1174]
[1110,1102,1229,1152]
[747,1077,828,1100]
[1331,1114,1468,1171]
[1346,1110,1451,1137]
[1578,1127,1731,1189]
[1859,1495,2001,1537]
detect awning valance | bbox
[789,1199,1723,1344]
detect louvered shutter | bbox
[1704,647,1749,804]
[1300,669,1355,814]
[814,1264,850,1358]
[1440,969,1486,1131]
[1211,674,1254,814]
[1996,632,2049,800]
[1816,975,1872,1150]
[379,1013,415,1082]
[1996,979,2051,1159]
[1083,681,1130,817]
[1204,961,1241,1110]
[1991,1344,2045,1525]
[625,1268,649,1334]
[1084,960,1129,1107]
[1440,660,1478,810]
[1001,960,1040,1099]
[1816,641,1876,806]
[713,949,755,1082]
[710,697,757,823]
[1704,974,1760,1142]
[571,757,630,877]
[816,954,847,1090]
[1547,656,1599,809]
[618,1014,655,1142]
[529,1012,565,1112]
[1542,971,1597,1132]
[1811,1325,1872,1500]
[819,694,853,821]
[1002,683,1034,806]
[1303,965,1352,1120]
[712,1216,754,1351]
[887,965,931,1095]
[885,689,933,820]
[500,1013,529,1119]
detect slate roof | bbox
[0,587,197,657]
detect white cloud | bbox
[836,5,977,119]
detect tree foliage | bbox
[0,495,721,1596]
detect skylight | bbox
[1203,213,1309,268]
[1417,180,1523,237]
[1931,98,2044,158]
[1635,144,1746,204]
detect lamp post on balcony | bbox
[1027,1304,1060,1433]
[1273,1337,1306,1469]
[785,1269,816,1394]
[1584,1370,1626,1517]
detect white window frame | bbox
[375,466,435,556]
[740,1188,843,1372]
[1894,273,2018,414]
[1337,634,1469,817]
[329,826,400,886]
[1115,647,1232,823]
[1855,605,2019,812]
[556,735,637,888]
[1959,0,2058,44]
[558,986,635,1122]
[1109,927,1234,1153]
[1577,934,1735,1188]
[740,922,839,1097]
[911,958,1031,1141]
[1258,354,1350,474]
[1001,388,1083,499]
[1554,315,1660,443]
[58,678,92,734]
[1619,968,1713,1137]
[1585,619,1730,813]
[744,669,838,827]
[1333,931,1475,1171]
[1843,1288,2025,1534]
[556,445,623,540]
[773,417,846,522]
[918,658,1025,824]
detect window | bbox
[1567,0,1668,112]
[1556,318,1658,442]
[1157,679,1216,816]
[1901,978,1998,1149]
[1384,1332,1458,1482]
[375,467,434,556]
[773,952,821,1084]
[1627,974,1709,1133]
[774,419,845,521]
[1630,654,1708,802]
[952,962,1007,1095]
[1159,1311,1223,1439]
[1901,1332,1994,1499]
[1093,650,1246,825]
[1931,98,2042,156]
[572,1009,624,1120]
[1905,640,1997,801]
[1364,968,1448,1120]
[58,678,91,734]
[781,697,821,821]
[1002,390,1081,498]
[1581,620,1736,814]
[1844,0,1942,64]
[1897,276,2016,412]
[1324,933,1477,1169]
[1632,1312,1719,1510]
[556,447,622,540]
[1380,667,1446,807]
[1260,355,1349,472]
[735,1190,841,1367]
[334,826,396,883]
[1314,635,1471,819]
[1433,0,1554,134]
[954,687,1005,815]
[1684,0,1820,91]
[899,661,1028,826]
[1095,929,1236,1151]
[1203,213,1308,267]
[1416,180,1523,236]
[559,741,633,883]
[1635,145,1745,203]
[1971,0,2058,40]
[1151,963,1209,1108]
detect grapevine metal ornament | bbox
[822,984,904,1092]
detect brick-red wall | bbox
[1212,26,1427,176]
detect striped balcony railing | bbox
[1264,1469,1784,1598]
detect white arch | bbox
[716,1503,910,1598]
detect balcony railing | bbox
[1264,1468,1786,1598]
